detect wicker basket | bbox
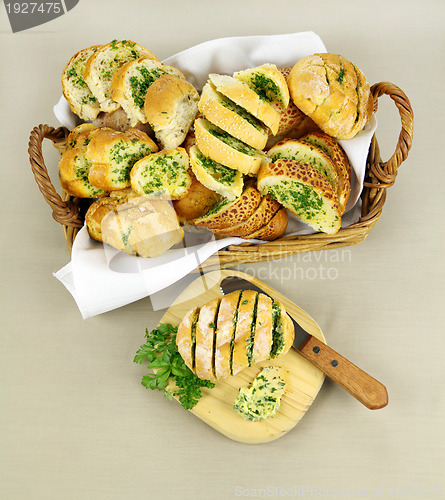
[28,82,413,271]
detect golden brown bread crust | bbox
[85,197,119,242]
[245,207,288,241]
[65,123,96,151]
[172,171,220,224]
[194,185,262,230]
[287,53,374,140]
[212,195,281,237]
[300,131,351,214]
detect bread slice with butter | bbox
[62,45,103,121]
[268,139,340,202]
[257,159,342,234]
[300,131,351,213]
[194,117,267,175]
[176,307,199,372]
[233,63,290,111]
[198,82,269,150]
[176,292,295,381]
[209,73,281,135]
[189,145,243,200]
[110,58,186,127]
[84,40,159,113]
[130,147,191,200]
[85,128,158,191]
[65,123,96,151]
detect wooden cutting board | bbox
[159,269,326,444]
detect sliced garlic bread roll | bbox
[176,292,295,381]
[198,82,269,150]
[62,45,103,121]
[130,148,191,200]
[194,117,267,176]
[257,159,341,234]
[268,139,340,201]
[84,40,159,113]
[189,145,243,200]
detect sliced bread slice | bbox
[257,159,342,234]
[194,184,262,230]
[300,131,351,213]
[209,73,281,135]
[65,123,96,150]
[194,298,220,380]
[110,58,186,126]
[212,194,281,237]
[231,291,258,376]
[86,128,158,191]
[130,147,191,200]
[268,139,340,199]
[144,74,199,149]
[58,147,108,198]
[84,40,159,113]
[214,291,242,380]
[234,63,290,110]
[270,301,294,359]
[250,294,273,365]
[194,117,267,175]
[62,45,103,121]
[176,306,200,372]
[198,82,269,149]
[189,145,243,200]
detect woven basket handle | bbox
[367,81,414,185]
[28,124,83,228]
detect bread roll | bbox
[65,123,96,151]
[144,74,199,150]
[85,128,158,191]
[194,117,267,176]
[194,184,262,230]
[257,159,341,234]
[287,53,374,139]
[188,145,243,201]
[62,45,103,121]
[84,40,159,113]
[176,292,295,381]
[172,172,220,224]
[130,148,191,200]
[245,207,288,241]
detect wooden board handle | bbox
[299,336,388,410]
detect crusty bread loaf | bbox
[287,53,374,139]
[300,131,351,213]
[130,148,191,200]
[198,82,269,149]
[268,139,340,201]
[176,291,295,381]
[89,195,184,257]
[189,145,243,200]
[110,57,186,127]
[194,184,262,230]
[65,123,96,151]
[257,159,341,234]
[84,40,159,113]
[234,63,290,110]
[85,128,158,191]
[212,195,281,238]
[144,74,199,150]
[62,45,103,121]
[172,171,220,224]
[58,147,108,198]
[245,208,288,241]
[194,117,267,175]
[209,73,281,135]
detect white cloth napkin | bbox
[53,31,377,318]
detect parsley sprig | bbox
[133,323,214,410]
